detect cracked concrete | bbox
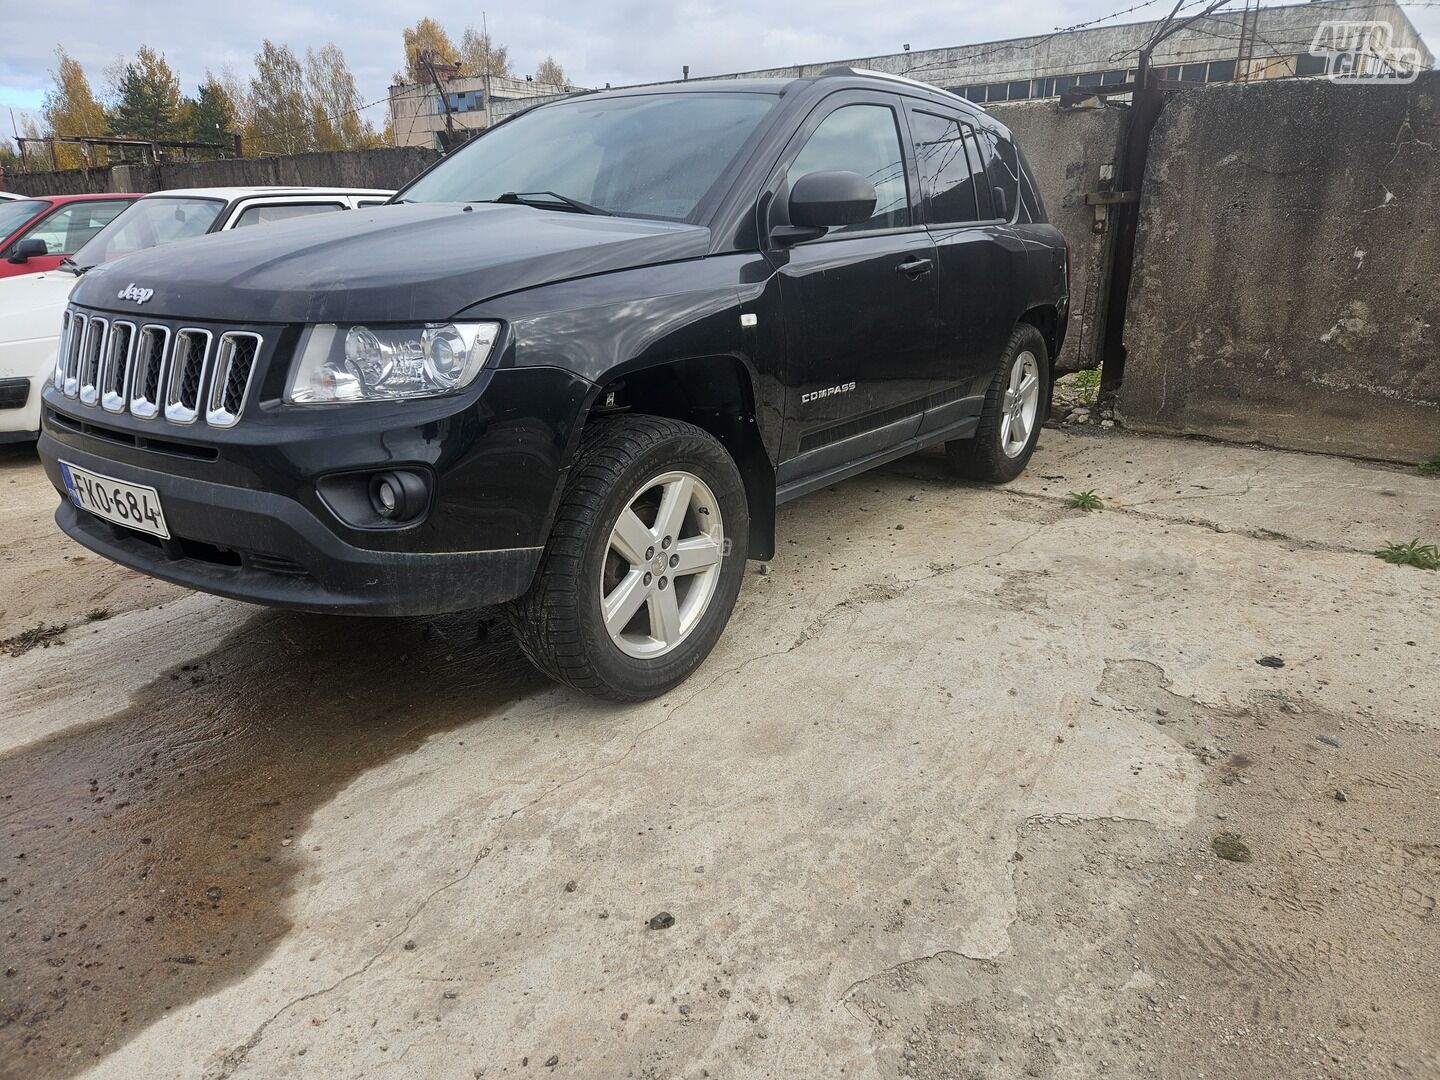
[0,428,1436,1080]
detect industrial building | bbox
[697,0,1431,102]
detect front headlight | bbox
[285,321,501,404]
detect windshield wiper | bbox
[487,191,611,216]
[58,256,87,276]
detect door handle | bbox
[896,256,933,277]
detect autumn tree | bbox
[109,46,184,141]
[401,17,459,82]
[304,43,378,151]
[459,27,510,76]
[248,40,313,156]
[535,56,567,87]
[42,48,106,169]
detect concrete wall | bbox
[989,100,1124,373]
[4,147,440,197]
[1121,72,1440,462]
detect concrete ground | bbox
[1,428,1436,1080]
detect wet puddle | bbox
[0,608,544,1079]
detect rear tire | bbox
[504,415,749,701]
[946,323,1049,484]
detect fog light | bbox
[368,470,428,522]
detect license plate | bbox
[59,461,170,539]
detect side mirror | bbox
[7,237,48,264]
[992,185,1010,221]
[772,170,877,245]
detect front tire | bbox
[505,415,749,701]
[945,323,1049,484]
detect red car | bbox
[0,193,141,279]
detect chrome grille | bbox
[101,322,135,413]
[59,312,87,395]
[57,306,264,428]
[164,329,211,425]
[206,333,261,427]
[53,311,76,389]
[129,325,170,420]
[78,317,109,406]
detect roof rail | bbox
[817,66,957,95]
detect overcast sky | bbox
[2,0,1436,145]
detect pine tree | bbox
[182,76,236,151]
[109,46,184,142]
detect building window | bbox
[1007,80,1031,101]
[984,83,1009,102]
[1180,63,1208,83]
[1077,72,1102,88]
[1206,59,1237,82]
[1054,74,1079,95]
[964,86,986,103]
[1102,69,1127,85]
[1296,52,1329,77]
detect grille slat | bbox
[59,306,263,429]
[164,329,211,424]
[101,322,135,413]
[77,318,108,406]
[129,325,170,420]
[61,314,88,396]
[206,333,261,427]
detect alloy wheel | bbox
[1001,350,1041,459]
[600,470,726,659]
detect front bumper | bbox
[42,433,544,615]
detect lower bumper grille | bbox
[0,377,29,411]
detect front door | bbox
[768,95,940,486]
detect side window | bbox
[1016,147,1046,224]
[984,133,1022,222]
[910,111,981,225]
[786,103,910,234]
[230,202,345,229]
[24,201,131,254]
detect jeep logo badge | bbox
[117,283,154,304]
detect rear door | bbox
[904,105,1029,434]
[768,92,940,486]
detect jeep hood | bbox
[70,202,712,324]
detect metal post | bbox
[1097,54,1164,403]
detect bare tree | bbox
[304,42,378,151]
[460,26,511,76]
[535,56,567,87]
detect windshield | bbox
[0,199,48,239]
[401,92,779,221]
[70,196,225,269]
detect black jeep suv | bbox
[40,68,1068,700]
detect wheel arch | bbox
[570,354,776,561]
[1018,305,1063,414]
